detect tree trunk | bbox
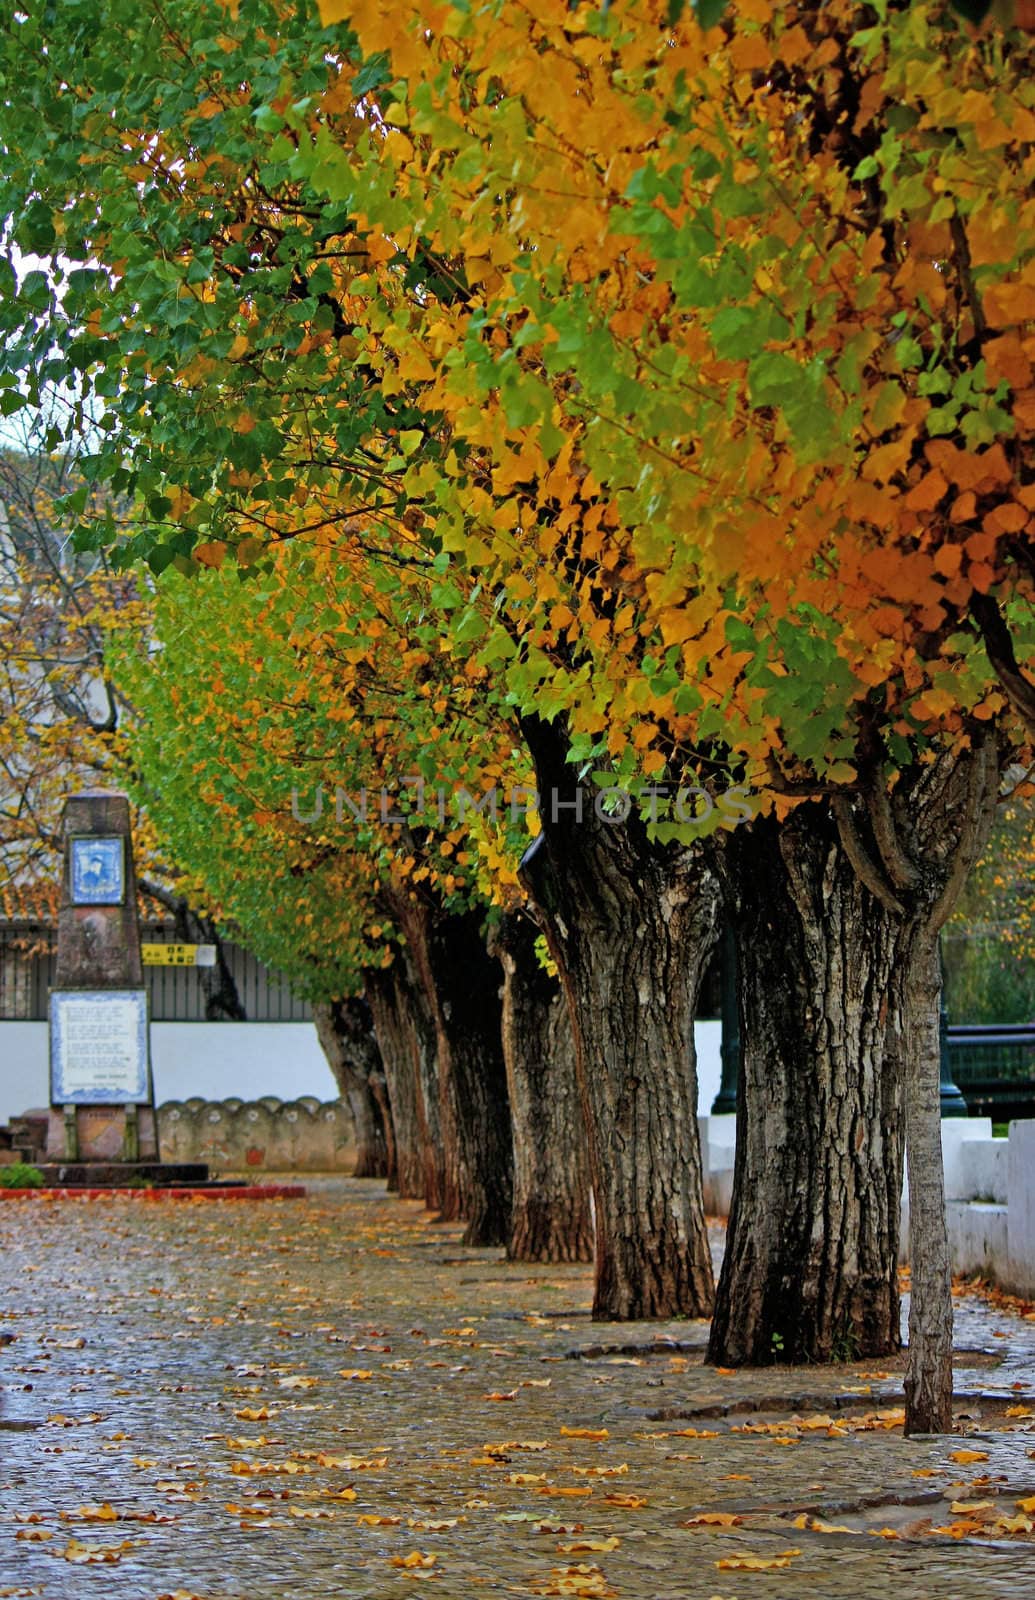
[708,804,904,1368]
[384,893,471,1228]
[519,714,717,1321]
[312,996,389,1179]
[364,966,425,1199]
[395,946,448,1215]
[896,936,954,1434]
[829,731,1002,1433]
[494,912,594,1263]
[418,907,514,1247]
[370,1072,397,1191]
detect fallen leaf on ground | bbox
[389,1551,437,1569]
[716,1550,801,1571]
[65,1504,119,1522]
[531,1563,614,1597]
[60,1537,137,1564]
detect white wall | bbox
[2,1018,722,1125]
[0,1022,48,1121]
[0,1022,337,1122]
[695,1020,722,1116]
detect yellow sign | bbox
[141,943,216,968]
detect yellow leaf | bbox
[316,0,352,24]
[70,1505,119,1522]
[716,1549,801,1570]
[949,1450,989,1464]
[389,1551,437,1569]
[560,1428,609,1440]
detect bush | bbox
[0,1162,45,1189]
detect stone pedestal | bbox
[46,793,159,1163]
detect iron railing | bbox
[948,1023,1035,1121]
[0,924,311,1022]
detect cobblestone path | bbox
[3,1179,1035,1599]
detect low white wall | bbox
[1008,1122,1035,1294]
[151,1023,336,1103]
[0,1021,337,1122]
[0,1022,48,1122]
[2,1019,720,1126]
[694,1020,722,1117]
[945,1200,1009,1279]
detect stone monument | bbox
[45,792,160,1166]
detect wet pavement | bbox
[2,1178,1035,1598]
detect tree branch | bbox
[832,794,906,915]
[971,591,1035,738]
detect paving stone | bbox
[1,1177,1035,1597]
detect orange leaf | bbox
[904,470,948,512]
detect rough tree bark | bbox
[519,714,717,1321]
[399,901,514,1248]
[312,995,390,1178]
[364,965,426,1200]
[893,936,954,1434]
[708,803,904,1368]
[856,735,1003,1434]
[369,1072,397,1191]
[493,911,593,1264]
[821,730,1003,1433]
[392,944,448,1215]
[383,894,465,1226]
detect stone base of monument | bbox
[36,1160,213,1188]
[44,1104,160,1163]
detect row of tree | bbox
[1,0,1034,1435]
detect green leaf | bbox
[353,52,391,96]
[693,0,728,27]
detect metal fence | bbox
[948,1023,1035,1122]
[0,924,312,1023]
